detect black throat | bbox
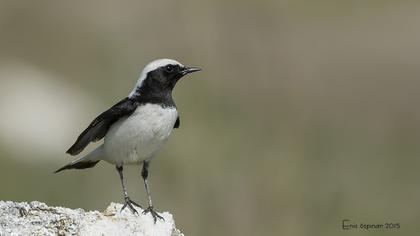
[130,82,176,108]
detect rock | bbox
[0,201,184,236]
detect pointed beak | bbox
[181,66,202,76]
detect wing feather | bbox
[174,116,180,129]
[66,97,137,155]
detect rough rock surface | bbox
[0,201,183,236]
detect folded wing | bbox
[66,97,138,155]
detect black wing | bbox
[174,116,180,129]
[66,97,137,155]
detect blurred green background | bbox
[1,1,420,235]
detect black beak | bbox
[181,66,201,76]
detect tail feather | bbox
[55,145,104,173]
[54,160,100,173]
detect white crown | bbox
[129,59,183,97]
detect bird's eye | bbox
[165,65,174,73]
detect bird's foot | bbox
[143,206,164,223]
[121,197,142,215]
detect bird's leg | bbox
[141,161,164,223]
[116,165,141,214]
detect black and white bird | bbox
[55,59,201,222]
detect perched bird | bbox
[55,59,201,222]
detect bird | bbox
[55,59,201,223]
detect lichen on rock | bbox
[0,201,183,236]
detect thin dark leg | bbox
[116,165,141,214]
[141,161,164,223]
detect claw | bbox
[121,197,141,215]
[143,206,165,223]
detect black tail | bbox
[54,160,100,173]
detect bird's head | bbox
[129,59,201,98]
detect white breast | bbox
[103,103,178,165]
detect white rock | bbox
[0,201,184,236]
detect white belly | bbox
[103,104,178,165]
